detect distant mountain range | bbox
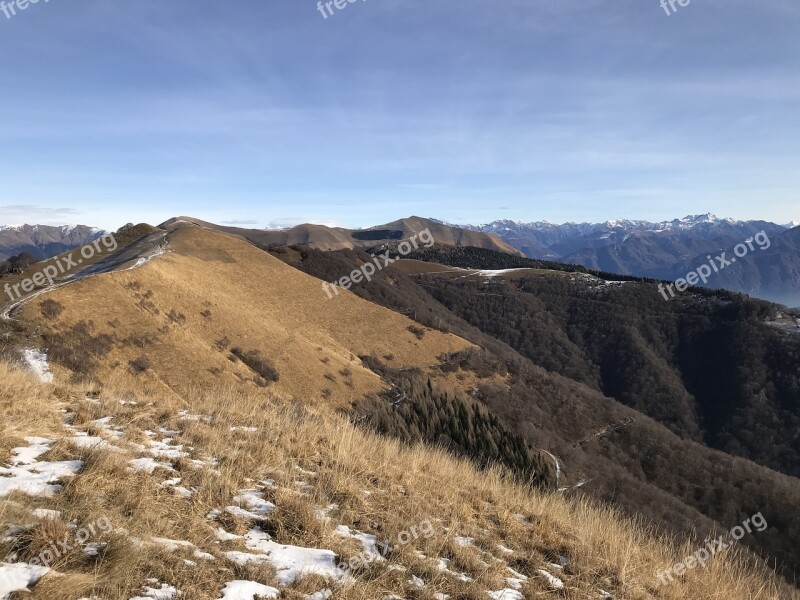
[459,214,800,307]
[3,215,799,306]
[0,224,106,261]
[159,215,524,257]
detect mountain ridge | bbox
[0,224,107,261]
[457,215,800,305]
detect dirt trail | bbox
[0,231,169,322]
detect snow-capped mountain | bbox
[462,214,788,262]
[460,214,800,306]
[0,224,106,261]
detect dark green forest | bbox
[265,242,800,581]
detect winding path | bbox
[1,231,168,322]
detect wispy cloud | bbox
[0,1,797,225]
[221,219,259,225]
[0,205,82,225]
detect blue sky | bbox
[1,0,798,230]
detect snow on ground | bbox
[471,269,529,278]
[22,349,53,383]
[335,525,385,562]
[177,410,213,423]
[160,477,194,498]
[225,526,349,586]
[536,569,565,590]
[151,537,214,561]
[92,416,126,439]
[0,562,51,599]
[124,244,166,272]
[0,437,83,498]
[69,432,121,452]
[129,581,180,599]
[228,489,275,519]
[146,437,188,460]
[214,527,242,542]
[488,589,524,600]
[435,558,472,583]
[83,541,107,557]
[505,566,527,589]
[218,580,279,600]
[128,457,175,474]
[126,425,196,474]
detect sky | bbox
[0,0,798,231]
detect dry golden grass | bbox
[20,225,473,406]
[1,362,796,600]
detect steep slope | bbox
[674,225,800,307]
[262,243,800,580]
[2,363,795,599]
[19,224,473,406]
[0,224,164,321]
[8,224,800,590]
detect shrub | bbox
[407,325,425,339]
[43,321,115,375]
[167,309,186,325]
[129,356,151,374]
[40,299,64,320]
[230,347,279,383]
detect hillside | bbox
[2,221,799,598]
[1,361,797,599]
[395,247,800,478]
[159,216,524,257]
[263,243,800,582]
[15,224,472,407]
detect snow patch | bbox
[129,582,180,599]
[22,349,53,383]
[218,580,279,600]
[0,437,83,498]
[335,525,385,562]
[488,590,524,600]
[225,527,348,586]
[0,562,50,598]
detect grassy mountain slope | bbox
[1,362,796,599]
[18,224,472,406]
[262,243,800,581]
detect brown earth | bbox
[21,224,473,405]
